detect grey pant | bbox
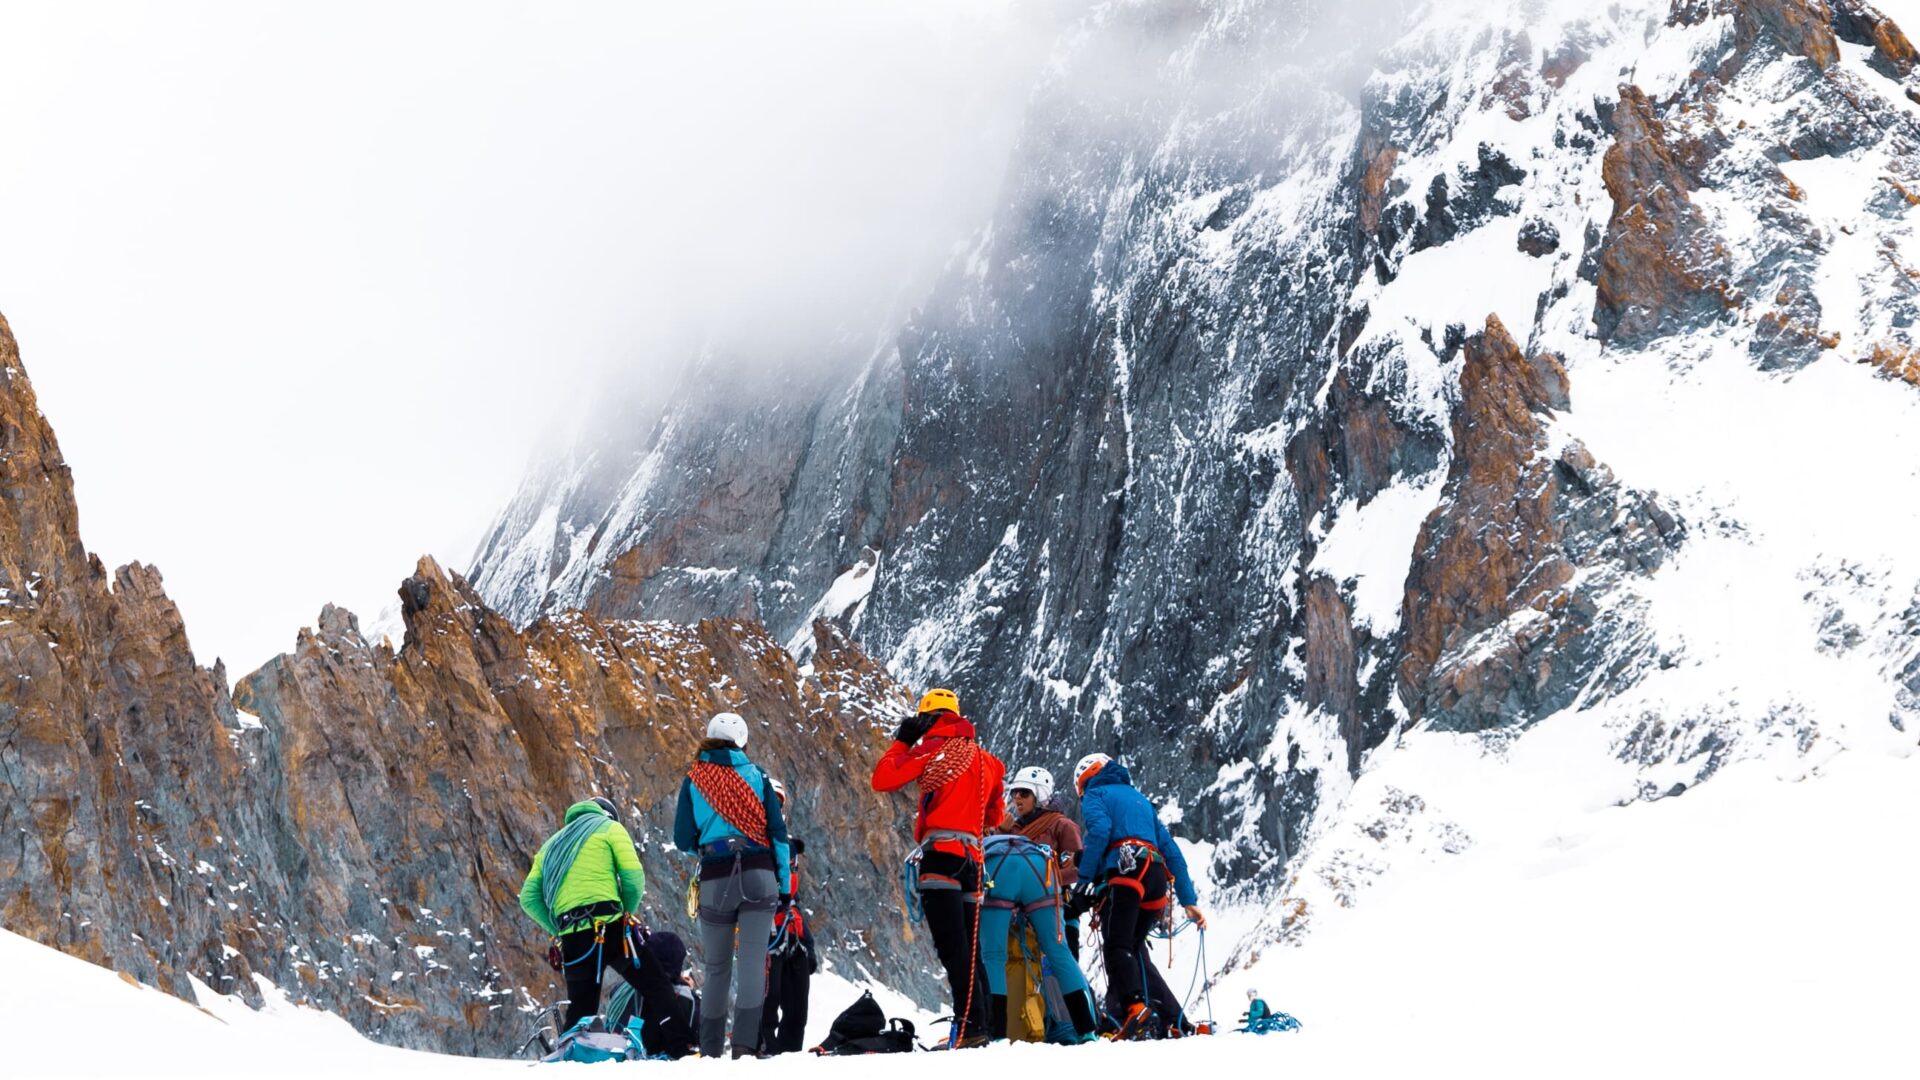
[697,865,778,1057]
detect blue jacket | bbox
[673,747,792,887]
[1074,762,1199,907]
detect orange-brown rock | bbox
[1832,0,1918,78]
[1301,574,1362,764]
[0,312,928,1055]
[1286,368,1440,528]
[1398,317,1682,730]
[1483,32,1536,121]
[1672,0,1840,73]
[2,312,270,991]
[1866,341,1920,385]
[1594,86,1737,346]
[234,559,928,1051]
[1356,135,1400,238]
[1540,38,1590,89]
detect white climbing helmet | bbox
[706,711,750,748]
[1072,753,1111,795]
[1009,766,1055,805]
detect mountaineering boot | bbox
[1111,1001,1153,1042]
[933,1020,991,1050]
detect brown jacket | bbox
[999,805,1084,888]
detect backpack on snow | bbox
[812,991,917,1055]
[541,1014,661,1064]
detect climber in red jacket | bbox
[871,688,1006,1047]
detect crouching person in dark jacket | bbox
[606,931,701,1058]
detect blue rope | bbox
[538,813,613,928]
[562,934,603,970]
[605,982,635,1027]
[1199,928,1214,1031]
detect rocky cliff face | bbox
[471,0,1920,913]
[0,311,930,1054]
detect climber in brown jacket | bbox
[997,765,1085,958]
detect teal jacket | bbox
[519,801,646,936]
[672,747,792,886]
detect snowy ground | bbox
[10,719,1917,1077]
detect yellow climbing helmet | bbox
[917,687,960,715]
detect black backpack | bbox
[814,991,917,1055]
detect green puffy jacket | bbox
[519,801,646,936]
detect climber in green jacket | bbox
[521,796,691,1050]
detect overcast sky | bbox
[0,1,1059,677]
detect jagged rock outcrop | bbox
[1398,317,1681,731]
[1593,84,1736,347]
[232,557,932,1050]
[0,314,930,1054]
[1832,0,1919,78]
[2,310,282,1005]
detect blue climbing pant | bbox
[977,849,1088,999]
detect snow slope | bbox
[1210,732,1920,1075]
[13,723,1916,1077]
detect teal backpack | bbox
[542,1015,661,1064]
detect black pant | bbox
[1102,949,1184,1033]
[758,949,811,1054]
[1100,862,1169,1011]
[1062,889,1094,960]
[919,851,988,1040]
[560,923,689,1053]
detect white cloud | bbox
[0,0,1062,675]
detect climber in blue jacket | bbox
[1068,753,1207,1040]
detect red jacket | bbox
[871,714,1006,844]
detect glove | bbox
[892,711,936,747]
[1069,880,1099,905]
[779,894,793,910]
